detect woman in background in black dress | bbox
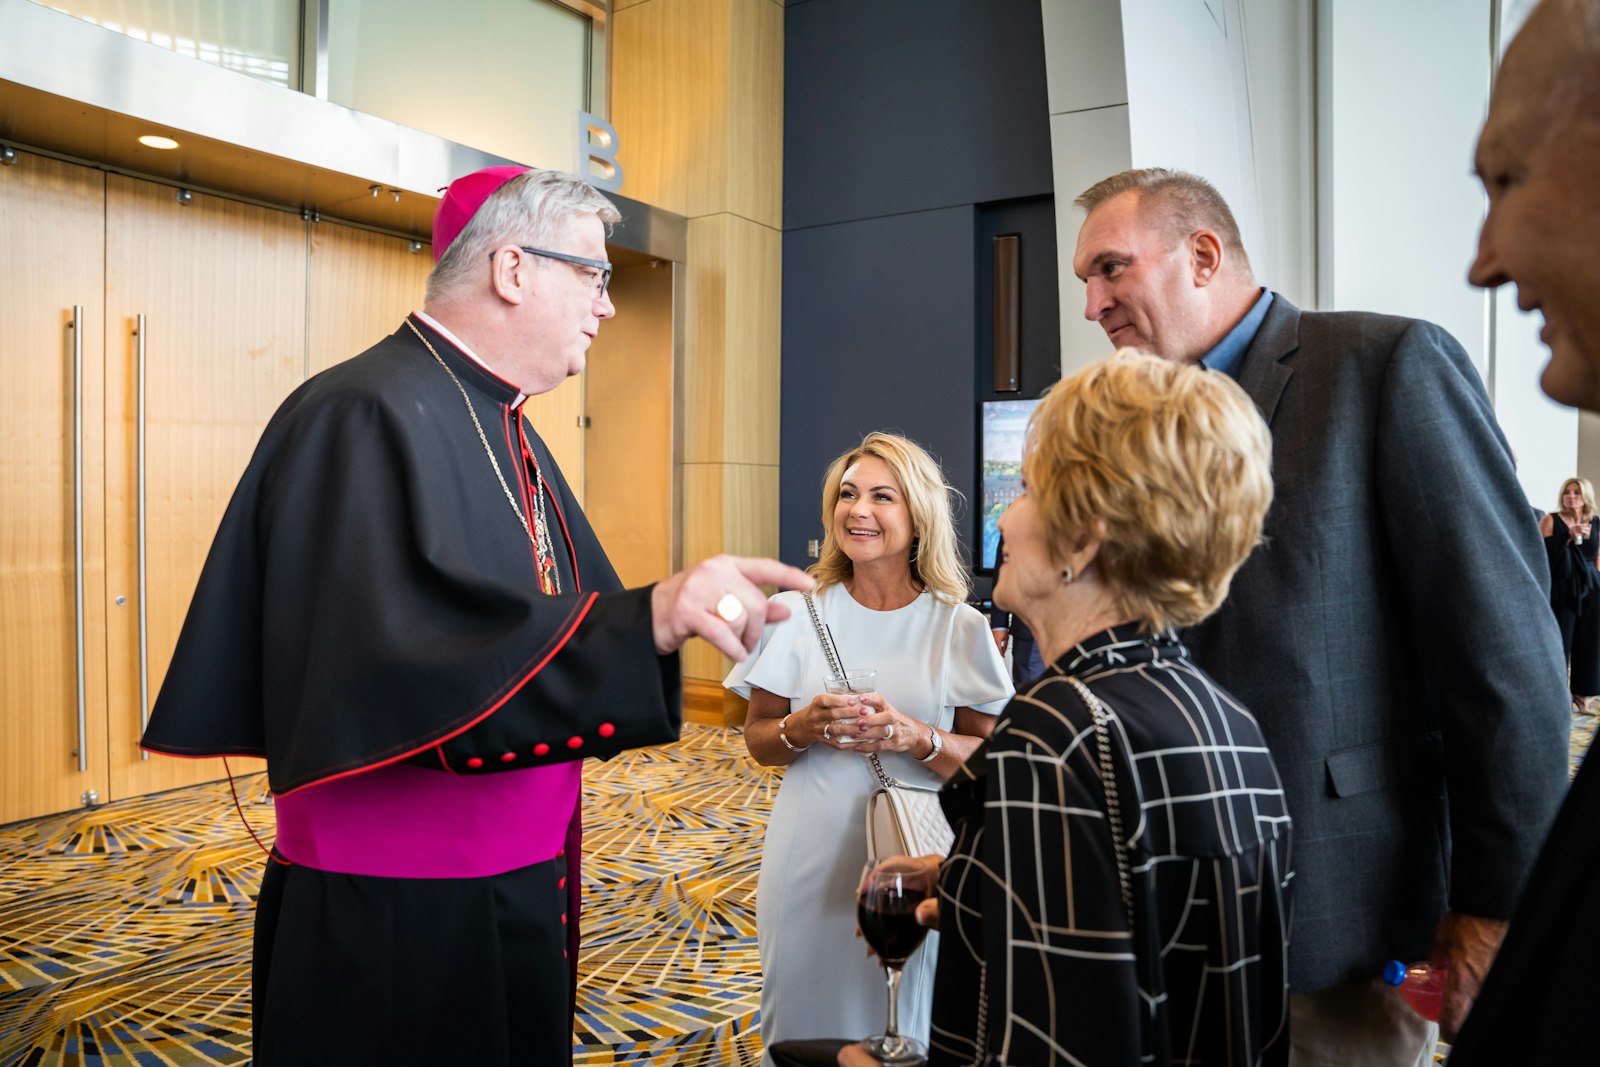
[1543,477,1600,711]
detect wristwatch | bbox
[917,723,943,763]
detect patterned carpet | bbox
[1573,699,1597,776]
[0,725,777,1066]
[2,713,1595,1066]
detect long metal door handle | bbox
[72,307,87,773]
[136,315,150,760]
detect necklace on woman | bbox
[404,319,562,595]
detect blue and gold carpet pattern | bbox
[0,725,778,1066]
[2,714,1595,1065]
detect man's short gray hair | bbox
[427,169,621,304]
[1075,168,1254,279]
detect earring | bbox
[1062,566,1075,584]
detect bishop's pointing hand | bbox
[651,554,814,660]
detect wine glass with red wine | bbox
[857,858,936,1065]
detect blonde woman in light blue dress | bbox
[725,433,1012,1064]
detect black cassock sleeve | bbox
[407,584,682,774]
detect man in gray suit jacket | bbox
[1071,168,1570,1065]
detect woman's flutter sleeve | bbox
[723,590,814,701]
[946,603,1014,716]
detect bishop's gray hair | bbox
[426,169,621,304]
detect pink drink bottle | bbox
[1382,959,1448,1021]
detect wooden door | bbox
[103,176,304,798]
[0,154,111,824]
[307,221,432,375]
[584,260,675,587]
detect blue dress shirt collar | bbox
[1199,288,1273,380]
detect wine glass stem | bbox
[883,963,904,1048]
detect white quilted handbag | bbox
[865,759,955,861]
[802,593,956,861]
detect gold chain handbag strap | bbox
[404,319,559,594]
[1064,675,1134,929]
[802,592,898,790]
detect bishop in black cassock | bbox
[142,166,809,1065]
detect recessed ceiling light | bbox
[138,135,180,150]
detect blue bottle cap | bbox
[1382,960,1407,987]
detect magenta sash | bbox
[273,761,579,878]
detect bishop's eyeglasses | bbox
[511,246,613,297]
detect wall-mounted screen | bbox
[978,398,1042,570]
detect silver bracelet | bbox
[917,723,943,763]
[779,712,811,752]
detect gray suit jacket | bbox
[1185,294,1570,991]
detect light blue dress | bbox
[724,585,1013,1061]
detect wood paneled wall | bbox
[308,225,433,377]
[102,177,304,796]
[0,155,110,823]
[614,0,783,705]
[0,152,467,821]
[584,262,675,588]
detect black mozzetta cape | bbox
[142,316,681,794]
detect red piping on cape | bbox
[139,740,263,760]
[543,467,582,592]
[270,591,599,796]
[505,406,541,575]
[140,590,603,783]
[136,594,598,772]
[513,411,584,595]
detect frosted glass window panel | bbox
[326,0,588,173]
[30,0,300,87]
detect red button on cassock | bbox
[598,722,616,738]
[500,752,517,763]
[466,757,484,769]
[558,876,567,890]
[561,913,567,924]
[533,742,550,757]
[566,736,584,750]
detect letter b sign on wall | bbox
[579,111,624,192]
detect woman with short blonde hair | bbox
[1022,348,1274,632]
[926,350,1291,1065]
